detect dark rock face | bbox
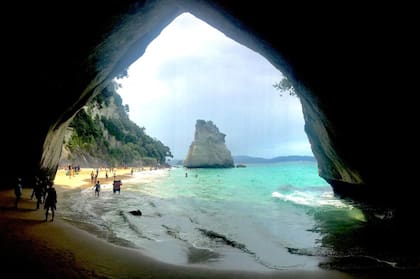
[129,210,142,216]
[184,120,234,168]
[2,1,416,212]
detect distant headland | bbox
[171,155,315,166]
[233,155,316,164]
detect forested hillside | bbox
[60,82,172,168]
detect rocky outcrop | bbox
[184,120,234,168]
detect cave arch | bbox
[4,1,415,212]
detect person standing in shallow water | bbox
[44,182,57,222]
[94,180,101,197]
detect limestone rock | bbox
[184,120,234,168]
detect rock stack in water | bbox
[184,120,234,168]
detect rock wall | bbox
[184,120,234,168]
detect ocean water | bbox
[59,162,397,272]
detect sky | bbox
[116,12,312,160]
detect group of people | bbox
[30,176,48,209]
[91,167,126,197]
[91,168,119,184]
[14,176,57,222]
[93,179,123,197]
[13,169,125,221]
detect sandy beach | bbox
[0,168,391,279]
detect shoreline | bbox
[54,167,139,190]
[0,168,392,278]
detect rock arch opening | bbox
[3,0,414,220]
[2,1,418,275]
[115,12,313,163]
[52,12,356,271]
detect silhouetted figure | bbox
[94,181,101,197]
[14,177,23,209]
[44,182,57,221]
[41,176,49,203]
[30,176,40,200]
[33,177,43,210]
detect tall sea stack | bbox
[184,120,234,168]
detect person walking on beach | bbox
[44,182,57,222]
[33,177,44,210]
[14,177,23,209]
[30,176,40,200]
[94,180,101,197]
[41,176,49,203]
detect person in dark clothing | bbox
[94,181,101,197]
[30,176,39,200]
[34,183,43,209]
[14,177,23,209]
[44,182,57,221]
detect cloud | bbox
[116,12,312,159]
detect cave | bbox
[3,1,416,217]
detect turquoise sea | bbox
[59,161,407,272]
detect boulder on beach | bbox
[129,209,142,216]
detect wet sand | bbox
[0,168,406,278]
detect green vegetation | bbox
[64,82,172,167]
[273,76,296,96]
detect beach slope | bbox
[0,168,366,279]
